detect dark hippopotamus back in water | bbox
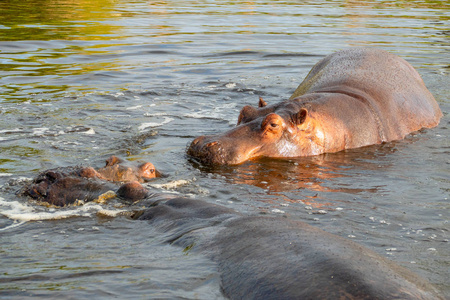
[188,47,442,165]
[136,197,444,299]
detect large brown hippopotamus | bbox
[19,156,156,206]
[188,47,442,165]
[135,197,444,299]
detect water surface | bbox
[0,0,449,298]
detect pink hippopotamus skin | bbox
[188,47,442,165]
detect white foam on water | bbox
[96,208,128,217]
[126,105,143,110]
[0,128,23,134]
[184,109,217,119]
[148,179,190,190]
[138,116,173,131]
[225,82,236,88]
[0,220,27,231]
[184,103,238,123]
[0,128,27,141]
[81,128,96,135]
[143,112,168,117]
[32,127,49,136]
[0,197,127,226]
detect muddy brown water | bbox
[0,1,449,298]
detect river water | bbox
[0,0,449,298]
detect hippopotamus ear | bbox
[105,155,122,167]
[258,97,267,108]
[292,108,308,126]
[238,105,258,125]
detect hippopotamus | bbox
[19,156,156,206]
[188,47,442,165]
[135,197,444,299]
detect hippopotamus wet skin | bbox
[19,156,155,206]
[188,47,442,165]
[136,198,444,299]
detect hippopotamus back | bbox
[214,216,442,299]
[290,47,442,142]
[136,198,444,299]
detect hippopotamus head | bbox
[94,155,158,183]
[188,97,325,165]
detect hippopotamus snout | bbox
[188,133,258,165]
[188,135,228,165]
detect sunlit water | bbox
[0,1,449,298]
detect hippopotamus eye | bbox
[262,113,284,133]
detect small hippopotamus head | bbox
[187,97,325,165]
[95,155,158,183]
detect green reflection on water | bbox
[0,0,128,102]
[1,0,447,42]
[1,146,43,157]
[0,148,43,173]
[0,0,121,41]
[0,158,16,174]
[0,0,447,102]
[345,0,449,9]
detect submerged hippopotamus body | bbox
[188,47,442,165]
[20,156,155,206]
[136,198,443,299]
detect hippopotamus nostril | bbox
[191,138,200,146]
[206,141,218,148]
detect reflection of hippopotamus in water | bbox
[20,156,156,206]
[188,47,442,165]
[135,197,443,299]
